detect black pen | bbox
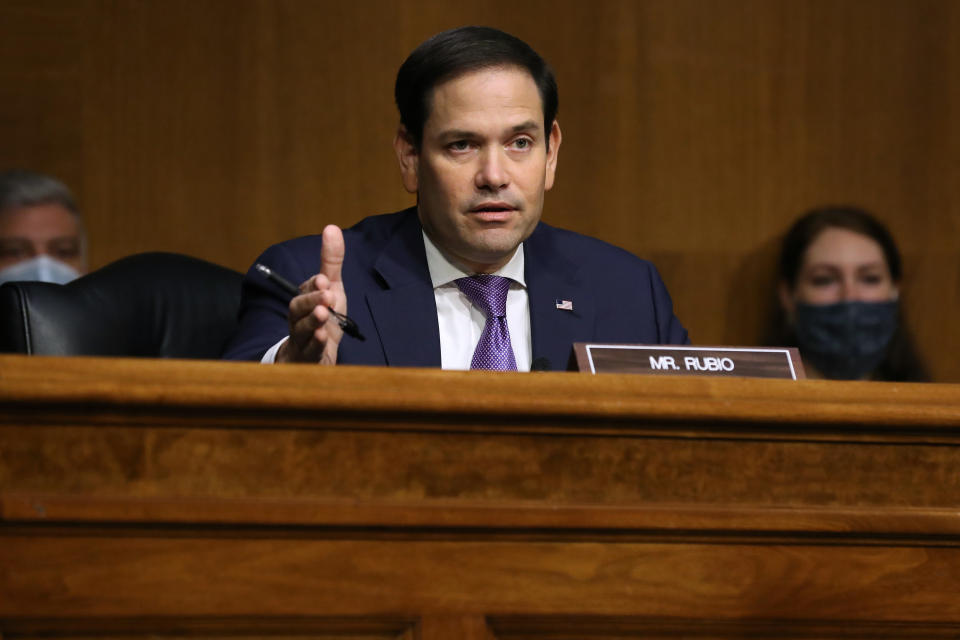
[254,263,365,341]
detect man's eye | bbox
[449,140,471,152]
[48,239,81,261]
[511,138,532,149]
[0,244,28,261]
[53,247,80,261]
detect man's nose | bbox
[475,148,509,190]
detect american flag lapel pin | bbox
[555,299,574,311]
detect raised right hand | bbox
[276,225,347,364]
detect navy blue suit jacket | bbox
[222,208,688,369]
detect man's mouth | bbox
[469,202,518,218]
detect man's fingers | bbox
[320,224,345,284]
[280,227,346,365]
[288,301,334,352]
[288,288,324,319]
[297,273,328,295]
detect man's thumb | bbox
[320,224,345,283]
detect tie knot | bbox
[456,274,511,318]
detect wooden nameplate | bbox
[573,343,805,379]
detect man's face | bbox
[395,66,561,273]
[0,203,85,272]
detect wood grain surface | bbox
[2,356,960,634]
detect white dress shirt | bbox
[262,232,532,370]
[423,231,531,371]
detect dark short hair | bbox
[395,26,559,148]
[0,168,78,216]
[778,205,901,288]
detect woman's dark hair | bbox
[394,26,558,149]
[769,206,929,381]
[778,206,902,288]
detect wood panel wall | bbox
[1,0,958,380]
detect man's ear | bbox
[393,126,419,194]
[544,120,562,191]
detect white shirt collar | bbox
[422,231,526,288]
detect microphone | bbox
[531,357,552,371]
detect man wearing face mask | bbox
[768,206,928,381]
[0,169,87,286]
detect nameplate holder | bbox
[573,343,805,380]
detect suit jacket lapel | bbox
[365,211,442,367]
[524,224,595,371]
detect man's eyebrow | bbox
[48,235,81,245]
[438,121,542,140]
[438,129,477,140]
[509,120,540,134]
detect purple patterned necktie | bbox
[455,274,518,371]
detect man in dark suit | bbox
[223,26,687,369]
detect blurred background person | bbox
[769,206,928,381]
[0,169,87,285]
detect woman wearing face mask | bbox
[769,206,928,381]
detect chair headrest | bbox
[0,252,243,358]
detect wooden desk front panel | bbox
[3,530,960,638]
[2,356,960,637]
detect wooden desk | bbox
[2,355,960,638]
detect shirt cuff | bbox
[261,336,287,363]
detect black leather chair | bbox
[0,252,243,358]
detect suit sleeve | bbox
[646,263,690,345]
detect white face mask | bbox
[0,254,81,286]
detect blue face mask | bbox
[793,300,899,380]
[0,255,81,286]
